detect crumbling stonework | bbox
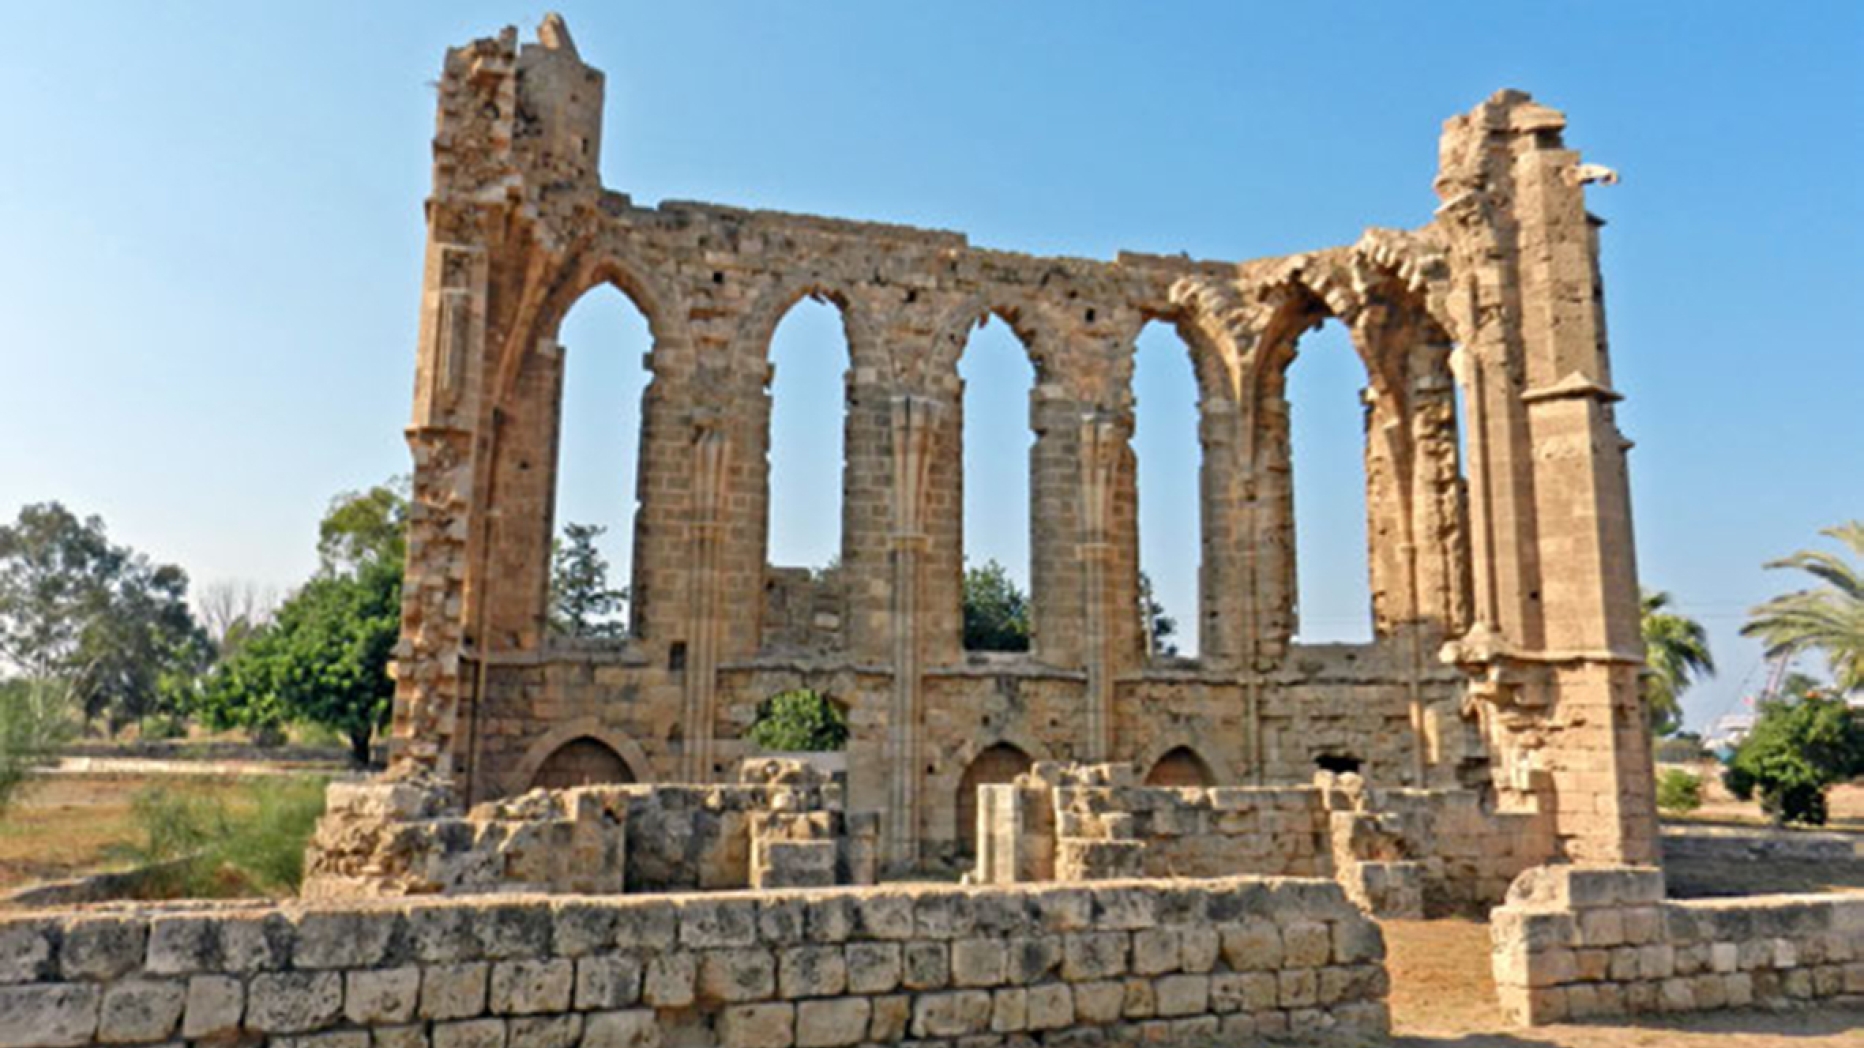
[1489,866,1864,1024]
[974,763,1552,917]
[304,760,876,899]
[0,877,1391,1047]
[390,15,1656,875]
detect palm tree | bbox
[1641,589,1715,735]
[1743,522,1864,695]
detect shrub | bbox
[1655,768,1703,814]
[1724,687,1864,826]
[748,689,849,752]
[115,776,328,898]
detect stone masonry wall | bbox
[1490,865,1864,1025]
[0,878,1390,1048]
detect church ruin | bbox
[388,16,1659,878]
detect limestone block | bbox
[642,952,697,1008]
[509,1014,582,1048]
[1130,930,1179,975]
[247,971,344,1033]
[1280,921,1332,968]
[96,978,185,1045]
[347,967,422,1024]
[796,998,869,1048]
[1025,982,1074,1030]
[1121,976,1155,1018]
[1153,974,1209,1017]
[911,991,992,1038]
[371,1025,429,1048]
[0,921,57,984]
[778,945,847,998]
[582,1009,659,1048]
[853,893,916,941]
[421,963,490,1020]
[699,948,777,1003]
[902,942,950,990]
[845,942,901,994]
[490,958,574,1014]
[1278,969,1317,1008]
[1219,919,1282,971]
[1072,980,1124,1024]
[987,986,1026,1033]
[296,910,398,969]
[432,1019,506,1048]
[576,954,643,1010]
[867,994,910,1042]
[60,918,147,982]
[1178,928,1219,974]
[719,1002,795,1048]
[1062,933,1128,981]
[1006,937,1062,985]
[951,939,1007,987]
[183,974,244,1039]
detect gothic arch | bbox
[497,245,695,407]
[733,279,889,384]
[929,294,1073,391]
[1133,734,1230,786]
[1143,745,1217,788]
[511,718,655,793]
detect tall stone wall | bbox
[0,878,1390,1048]
[389,16,1656,874]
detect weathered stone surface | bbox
[183,974,243,1039]
[0,984,98,1048]
[347,967,421,1025]
[247,971,343,1033]
[97,979,184,1044]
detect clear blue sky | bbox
[1,3,1858,730]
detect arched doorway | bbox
[955,742,1033,859]
[530,737,638,790]
[1144,746,1215,788]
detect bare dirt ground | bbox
[1383,918,1864,1046]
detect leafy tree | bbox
[198,483,406,764]
[549,523,627,640]
[0,502,210,733]
[1641,589,1715,736]
[316,479,408,574]
[1723,676,1864,826]
[1742,521,1864,695]
[747,688,849,752]
[963,559,1030,652]
[0,678,71,813]
[1139,571,1179,658]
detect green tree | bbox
[549,523,627,640]
[1641,589,1715,736]
[1723,676,1864,826]
[1139,571,1179,658]
[747,688,849,752]
[0,678,71,813]
[198,483,406,764]
[1742,521,1864,695]
[0,502,209,733]
[962,559,1030,652]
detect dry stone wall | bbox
[1490,866,1864,1025]
[390,17,1658,877]
[0,878,1390,1048]
[975,764,1554,916]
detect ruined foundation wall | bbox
[0,879,1391,1048]
[1490,866,1864,1026]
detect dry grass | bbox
[0,773,253,892]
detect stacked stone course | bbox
[1490,865,1864,1025]
[0,878,1389,1048]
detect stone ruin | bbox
[3,20,1855,1048]
[385,15,1659,883]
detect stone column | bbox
[680,415,731,783]
[1077,413,1123,761]
[884,395,942,870]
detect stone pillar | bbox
[1436,91,1656,865]
[680,415,731,783]
[884,395,942,870]
[1076,414,1123,761]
